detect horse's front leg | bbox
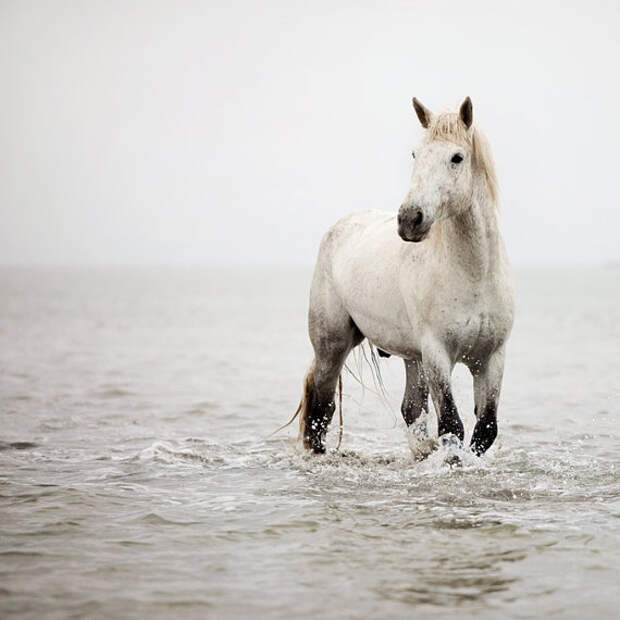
[422,347,464,443]
[470,347,505,455]
[401,358,438,460]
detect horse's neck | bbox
[435,181,500,281]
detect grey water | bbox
[1,265,619,619]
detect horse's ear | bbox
[459,96,473,129]
[412,97,433,129]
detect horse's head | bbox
[398,97,475,243]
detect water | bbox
[1,265,619,619]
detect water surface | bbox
[1,266,619,618]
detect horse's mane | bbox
[428,112,499,208]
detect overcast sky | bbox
[2,0,619,266]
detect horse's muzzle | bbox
[397,207,431,242]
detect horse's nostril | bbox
[413,210,424,227]
[397,213,403,226]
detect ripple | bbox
[0,550,51,558]
[137,441,227,466]
[94,388,135,399]
[131,512,203,526]
[0,441,39,451]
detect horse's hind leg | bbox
[470,347,505,455]
[401,359,429,426]
[299,298,363,454]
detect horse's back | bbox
[316,209,395,259]
[315,209,400,286]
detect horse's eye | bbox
[411,151,415,159]
[451,153,463,164]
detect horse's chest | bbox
[437,295,512,362]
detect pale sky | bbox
[2,0,619,266]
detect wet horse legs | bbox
[422,349,465,442]
[400,359,429,426]
[470,347,505,455]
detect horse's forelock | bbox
[428,112,470,145]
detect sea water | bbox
[1,265,619,618]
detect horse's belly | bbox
[348,308,421,359]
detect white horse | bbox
[296,97,514,457]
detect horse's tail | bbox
[269,365,315,441]
[296,366,316,447]
[271,365,344,450]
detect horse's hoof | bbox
[438,433,463,467]
[310,441,326,454]
[444,454,462,468]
